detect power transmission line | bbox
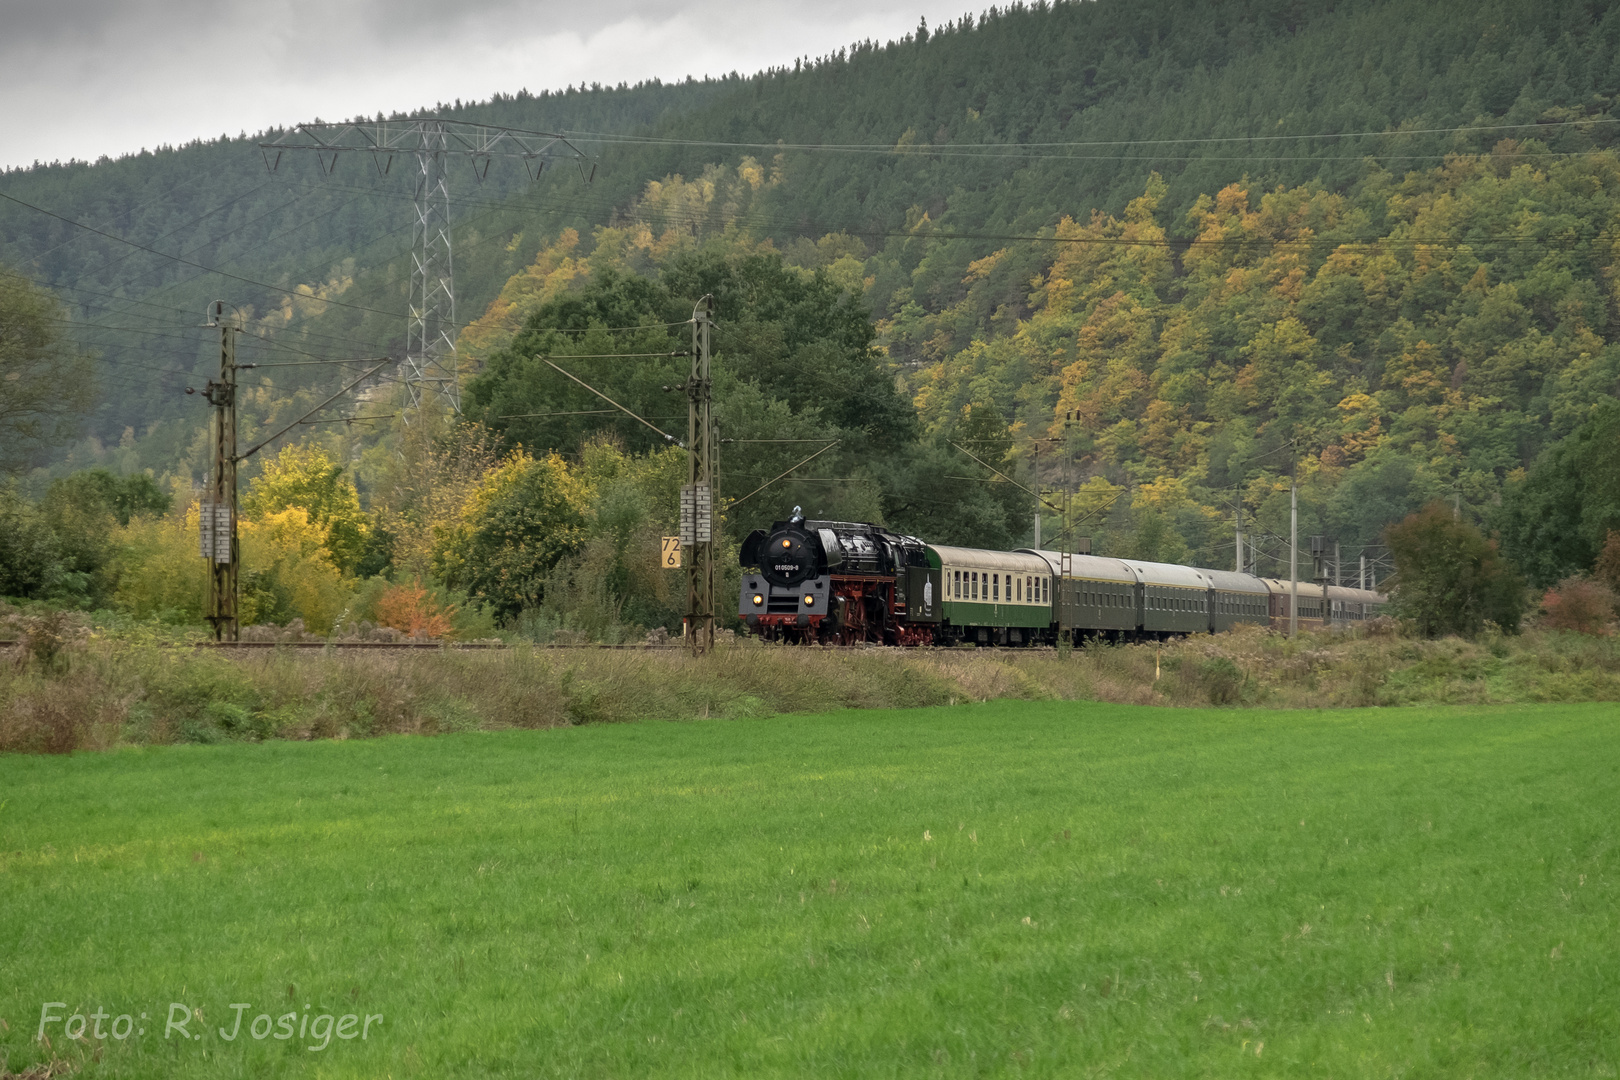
[258,117,594,415]
[0,188,406,318]
[562,113,1620,154]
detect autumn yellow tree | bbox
[238,507,352,632]
[433,450,593,620]
[243,443,371,574]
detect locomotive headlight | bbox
[781,539,791,549]
[752,594,764,607]
[803,594,815,606]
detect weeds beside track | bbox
[4,624,1619,753]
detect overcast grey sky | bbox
[0,1,975,172]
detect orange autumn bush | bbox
[1540,576,1616,637]
[374,579,457,640]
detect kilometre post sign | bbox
[661,536,682,568]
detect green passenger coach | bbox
[928,545,1053,645]
[1018,549,1139,638]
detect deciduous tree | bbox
[243,443,372,575]
[0,268,93,475]
[1386,503,1525,638]
[434,450,593,620]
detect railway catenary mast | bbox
[683,296,717,655]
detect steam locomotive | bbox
[738,509,1385,645]
[738,510,934,645]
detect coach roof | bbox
[928,545,1053,575]
[1200,569,1271,594]
[1015,549,1139,585]
[1118,559,1211,590]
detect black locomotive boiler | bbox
[738,508,934,645]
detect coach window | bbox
[993,574,1000,601]
[971,572,978,600]
[1015,577,1022,602]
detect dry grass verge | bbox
[4,624,1619,753]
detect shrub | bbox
[0,484,66,600]
[1541,577,1616,636]
[434,450,591,620]
[17,609,90,672]
[1386,503,1526,638]
[112,506,207,622]
[1199,656,1245,705]
[375,578,457,639]
[1595,530,1620,598]
[238,507,354,633]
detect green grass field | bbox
[1,701,1615,1078]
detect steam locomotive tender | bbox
[738,509,936,645]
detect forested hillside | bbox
[5,0,1620,632]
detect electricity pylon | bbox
[259,118,591,414]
